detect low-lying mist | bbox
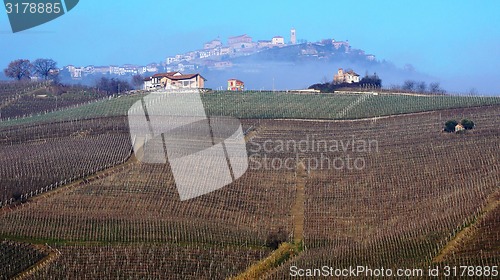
[201,60,498,96]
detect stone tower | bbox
[290,28,296,45]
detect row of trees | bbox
[3,59,146,95]
[359,72,382,88]
[95,77,132,95]
[94,74,145,95]
[309,71,448,95]
[3,59,59,81]
[391,80,447,94]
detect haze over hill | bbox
[199,41,436,91]
[1,1,498,95]
[52,35,441,93]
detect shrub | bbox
[11,191,27,203]
[444,120,458,133]
[12,191,22,201]
[461,119,475,130]
[265,228,288,249]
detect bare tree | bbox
[96,77,131,95]
[416,81,427,93]
[32,58,58,80]
[4,59,32,80]
[131,74,144,89]
[402,80,416,92]
[429,82,446,95]
[429,82,440,93]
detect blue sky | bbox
[1,0,499,93]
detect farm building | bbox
[144,72,206,90]
[455,124,465,133]
[228,79,245,91]
[143,76,154,89]
[144,72,181,89]
[333,68,360,84]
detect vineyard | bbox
[0,85,498,279]
[25,244,271,280]
[437,190,500,266]
[0,117,131,205]
[0,81,113,120]
[1,90,499,128]
[0,82,50,106]
[263,106,499,278]
[0,162,296,245]
[0,241,48,279]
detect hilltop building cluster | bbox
[62,29,301,79]
[60,28,377,89]
[64,63,161,79]
[62,29,302,79]
[165,28,300,72]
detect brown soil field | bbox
[0,105,498,279]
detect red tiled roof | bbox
[152,72,180,78]
[169,73,207,81]
[346,70,360,76]
[148,72,206,81]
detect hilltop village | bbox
[61,28,375,85]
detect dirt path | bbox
[291,160,307,243]
[245,124,306,242]
[433,190,500,263]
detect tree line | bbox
[308,70,448,95]
[3,59,146,95]
[390,80,446,95]
[3,59,59,81]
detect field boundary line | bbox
[335,93,373,119]
[229,242,301,280]
[12,243,61,280]
[0,151,137,216]
[433,189,500,263]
